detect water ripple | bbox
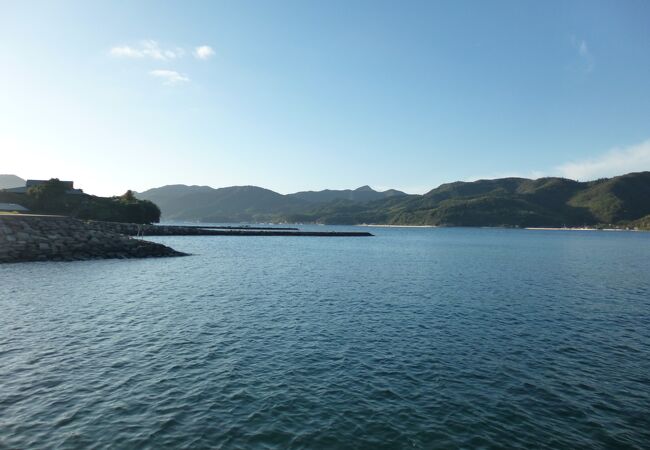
[1,227,649,449]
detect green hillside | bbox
[568,172,650,223]
[134,172,650,228]
[137,185,309,222]
[286,173,650,227]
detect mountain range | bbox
[288,185,407,204]
[136,172,650,228]
[136,185,406,223]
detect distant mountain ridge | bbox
[137,172,650,228]
[0,174,25,190]
[287,185,406,204]
[137,184,406,222]
[136,184,310,222]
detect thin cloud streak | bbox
[556,139,650,180]
[149,70,190,85]
[110,40,184,61]
[463,171,546,183]
[463,139,650,184]
[571,36,594,73]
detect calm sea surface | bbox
[1,227,649,449]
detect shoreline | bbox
[358,224,438,228]
[524,227,638,232]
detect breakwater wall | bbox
[0,215,186,263]
[87,221,373,237]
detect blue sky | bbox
[1,0,649,195]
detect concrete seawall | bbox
[0,215,186,263]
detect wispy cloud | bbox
[110,40,184,61]
[463,139,650,184]
[464,170,546,182]
[556,139,650,180]
[149,70,190,85]
[571,36,594,73]
[110,40,215,85]
[193,45,215,60]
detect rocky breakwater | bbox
[0,215,187,263]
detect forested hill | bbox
[137,172,650,228]
[289,172,650,227]
[136,185,404,222]
[287,185,407,204]
[135,185,309,223]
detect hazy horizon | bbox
[2,1,650,196]
[4,169,649,198]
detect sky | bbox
[1,0,650,196]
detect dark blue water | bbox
[1,227,649,449]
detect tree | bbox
[121,190,136,202]
[27,178,68,211]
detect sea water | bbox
[1,227,649,449]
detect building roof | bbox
[26,179,74,188]
[0,203,29,212]
[1,180,84,195]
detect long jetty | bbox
[175,229,373,237]
[175,225,300,231]
[0,215,372,264]
[88,221,373,237]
